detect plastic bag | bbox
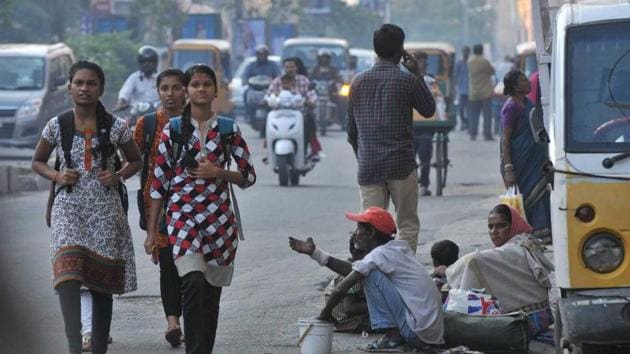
[445,288,503,316]
[499,186,527,221]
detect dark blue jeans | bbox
[363,270,427,348]
[414,133,434,187]
[458,94,469,128]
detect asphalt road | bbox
[0,123,551,353]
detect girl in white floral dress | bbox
[32,60,141,354]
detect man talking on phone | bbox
[347,24,435,253]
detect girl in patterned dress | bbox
[147,64,256,354]
[31,61,141,354]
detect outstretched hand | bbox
[289,236,316,256]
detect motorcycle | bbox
[312,80,337,136]
[244,75,272,138]
[114,101,158,127]
[265,91,316,187]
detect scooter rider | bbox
[113,46,161,114]
[310,48,343,85]
[243,45,280,128]
[242,45,280,82]
[267,57,322,161]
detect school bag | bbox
[169,116,245,240]
[45,110,129,227]
[136,112,158,230]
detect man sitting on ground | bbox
[289,207,444,351]
[291,233,371,333]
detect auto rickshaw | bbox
[530,1,630,352]
[168,39,233,114]
[405,41,456,197]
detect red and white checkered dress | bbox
[150,118,255,283]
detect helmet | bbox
[255,45,270,55]
[317,48,332,57]
[137,45,159,63]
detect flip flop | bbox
[165,326,183,347]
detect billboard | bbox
[270,24,297,55]
[241,18,267,57]
[181,13,222,39]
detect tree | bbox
[66,32,139,102]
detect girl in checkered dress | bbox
[147,64,256,353]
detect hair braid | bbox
[95,100,114,169]
[181,102,194,145]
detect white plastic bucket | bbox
[297,318,334,354]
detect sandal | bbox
[359,335,408,352]
[165,325,183,347]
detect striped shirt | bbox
[347,60,435,185]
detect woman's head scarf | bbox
[507,205,534,237]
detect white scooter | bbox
[265,90,316,186]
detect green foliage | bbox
[66,32,139,100]
[298,0,382,48]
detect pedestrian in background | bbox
[134,68,187,347]
[454,46,470,131]
[412,50,446,197]
[500,70,551,242]
[467,44,495,141]
[147,64,256,354]
[347,23,435,253]
[31,60,141,354]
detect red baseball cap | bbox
[345,207,397,235]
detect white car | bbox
[229,55,280,118]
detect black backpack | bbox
[137,112,158,230]
[45,110,129,228]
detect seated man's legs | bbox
[363,270,427,348]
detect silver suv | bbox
[0,43,75,147]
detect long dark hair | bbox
[68,60,115,166]
[490,204,512,223]
[180,64,218,144]
[502,69,524,96]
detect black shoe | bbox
[470,135,477,141]
[484,136,494,141]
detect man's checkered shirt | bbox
[347,61,435,185]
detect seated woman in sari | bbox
[447,204,555,340]
[500,70,551,243]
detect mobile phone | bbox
[151,245,159,265]
[401,50,413,63]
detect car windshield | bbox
[0,56,45,90]
[566,21,630,152]
[283,44,347,71]
[172,50,218,72]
